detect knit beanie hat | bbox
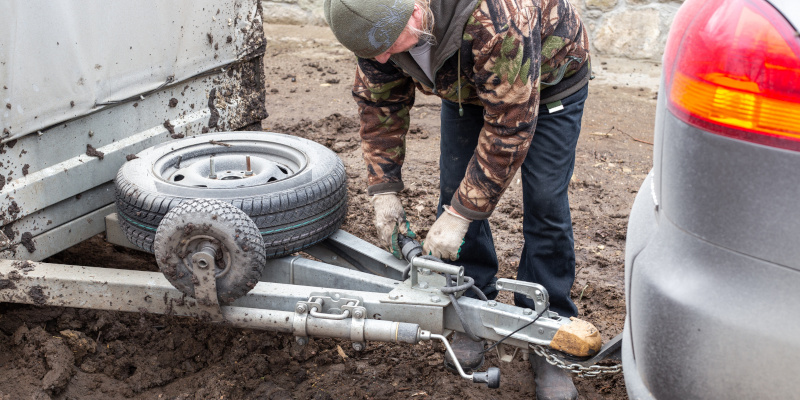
[324,0,415,59]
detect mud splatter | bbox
[8,201,20,218]
[20,232,35,253]
[0,174,5,191]
[168,98,178,108]
[86,144,104,160]
[28,285,47,305]
[163,120,175,134]
[164,120,184,139]
[207,88,220,129]
[22,164,29,176]
[126,154,139,161]
[2,224,14,240]
[12,260,35,274]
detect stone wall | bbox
[261,0,684,61]
[575,0,683,60]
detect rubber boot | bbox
[531,355,578,400]
[443,331,485,374]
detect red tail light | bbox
[664,0,800,151]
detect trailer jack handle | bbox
[426,333,501,389]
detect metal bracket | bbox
[410,257,464,288]
[495,278,552,317]
[383,271,451,307]
[350,305,366,343]
[293,302,309,340]
[495,342,520,363]
[381,257,465,307]
[299,292,363,320]
[190,245,225,322]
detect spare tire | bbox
[115,131,347,258]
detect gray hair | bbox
[407,0,435,45]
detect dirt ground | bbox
[0,24,660,399]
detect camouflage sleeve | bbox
[450,1,540,220]
[540,0,590,90]
[352,57,416,195]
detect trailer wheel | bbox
[114,131,347,258]
[154,199,266,303]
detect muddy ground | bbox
[0,24,660,399]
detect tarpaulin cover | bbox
[0,0,261,141]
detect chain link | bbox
[530,345,622,378]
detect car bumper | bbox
[622,317,654,400]
[623,172,800,399]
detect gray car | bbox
[622,0,800,398]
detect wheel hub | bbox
[168,154,292,188]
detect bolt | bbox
[209,157,217,179]
[538,328,545,334]
[418,281,429,289]
[332,293,341,301]
[488,300,497,307]
[245,155,253,176]
[430,296,441,303]
[196,259,208,269]
[523,308,533,315]
[352,342,364,351]
[353,309,364,319]
[388,293,399,300]
[295,336,308,346]
[296,304,307,314]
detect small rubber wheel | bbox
[154,198,266,303]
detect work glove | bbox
[371,193,415,259]
[422,205,471,261]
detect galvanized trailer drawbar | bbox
[0,222,617,387]
[0,0,619,389]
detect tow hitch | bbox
[0,200,620,389]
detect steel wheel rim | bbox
[152,140,308,189]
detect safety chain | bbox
[530,344,622,378]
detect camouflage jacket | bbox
[353,0,590,220]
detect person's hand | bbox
[422,206,471,261]
[371,193,415,259]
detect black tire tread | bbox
[154,199,266,302]
[113,133,347,258]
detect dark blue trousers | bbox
[438,84,587,318]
